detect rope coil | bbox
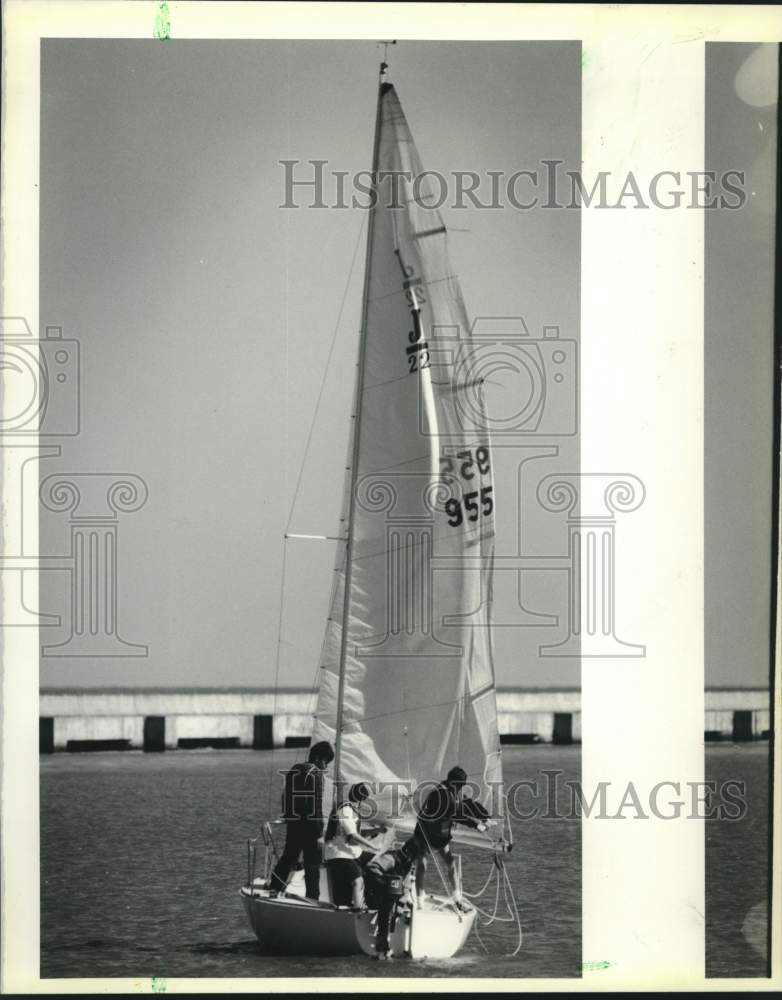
[463,853,523,957]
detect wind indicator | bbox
[378,39,397,77]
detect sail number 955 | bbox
[440,446,493,528]
[445,487,493,527]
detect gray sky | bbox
[705,43,776,692]
[39,40,581,689]
[38,39,774,691]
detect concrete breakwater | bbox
[38,687,770,753]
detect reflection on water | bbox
[41,746,581,980]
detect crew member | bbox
[269,740,334,900]
[363,836,426,961]
[323,782,380,908]
[413,764,493,906]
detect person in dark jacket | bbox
[363,836,426,960]
[268,740,334,900]
[412,765,492,906]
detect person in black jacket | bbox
[412,765,492,906]
[363,836,426,960]
[269,740,334,900]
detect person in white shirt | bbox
[323,782,379,908]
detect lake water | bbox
[705,743,770,978]
[41,745,581,980]
[40,743,769,981]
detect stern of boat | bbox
[354,894,476,960]
[241,825,366,955]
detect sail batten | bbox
[313,82,504,844]
[367,273,459,305]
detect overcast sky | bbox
[37,39,774,690]
[704,43,776,693]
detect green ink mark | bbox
[581,960,611,971]
[151,977,167,993]
[581,49,590,69]
[154,1,171,40]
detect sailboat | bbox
[241,56,513,960]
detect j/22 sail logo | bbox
[395,251,431,374]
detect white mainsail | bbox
[312,81,503,840]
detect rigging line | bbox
[415,819,457,904]
[469,867,504,925]
[362,370,418,393]
[267,217,365,810]
[465,858,523,954]
[284,211,368,536]
[502,859,524,955]
[473,919,491,955]
[463,860,497,900]
[267,42,294,819]
[357,451,431,474]
[267,539,290,817]
[471,883,514,925]
[348,697,491,728]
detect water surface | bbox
[41,742,771,980]
[41,745,582,980]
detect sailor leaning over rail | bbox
[412,765,494,908]
[363,836,426,961]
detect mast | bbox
[333,59,390,787]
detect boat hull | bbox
[241,881,476,959]
[241,889,363,956]
[355,899,476,960]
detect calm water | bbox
[41,745,582,980]
[705,743,770,978]
[41,743,770,980]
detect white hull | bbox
[355,896,476,960]
[240,869,476,959]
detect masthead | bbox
[378,39,397,78]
